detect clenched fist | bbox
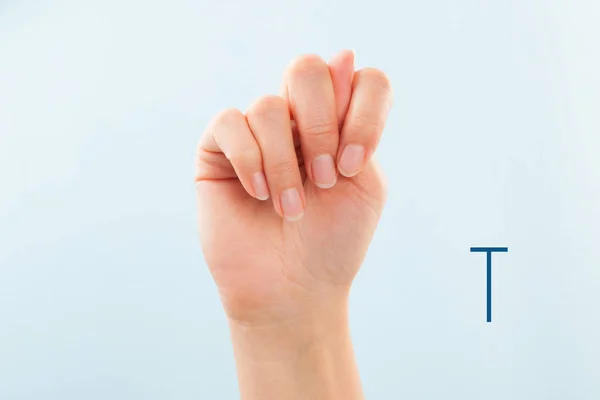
[195,51,393,329]
[195,51,393,399]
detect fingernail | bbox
[280,188,304,222]
[312,154,337,189]
[252,172,270,200]
[338,144,365,177]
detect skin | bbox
[195,50,393,400]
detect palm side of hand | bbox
[195,51,392,323]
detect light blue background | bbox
[1,0,598,399]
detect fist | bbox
[195,51,393,325]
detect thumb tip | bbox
[341,49,355,62]
[329,49,355,68]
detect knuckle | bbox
[201,108,243,147]
[268,157,297,177]
[287,54,328,80]
[357,67,393,96]
[301,120,337,137]
[212,107,244,127]
[349,113,383,135]
[229,145,260,166]
[246,95,288,121]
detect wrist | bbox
[228,295,364,399]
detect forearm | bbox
[228,296,364,400]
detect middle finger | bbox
[284,54,339,190]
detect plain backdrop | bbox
[1,0,599,399]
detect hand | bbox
[195,51,393,326]
[195,50,393,399]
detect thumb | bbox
[327,49,355,127]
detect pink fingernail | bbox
[280,188,304,222]
[338,144,365,177]
[252,172,270,201]
[312,154,337,189]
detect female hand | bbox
[195,50,393,399]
